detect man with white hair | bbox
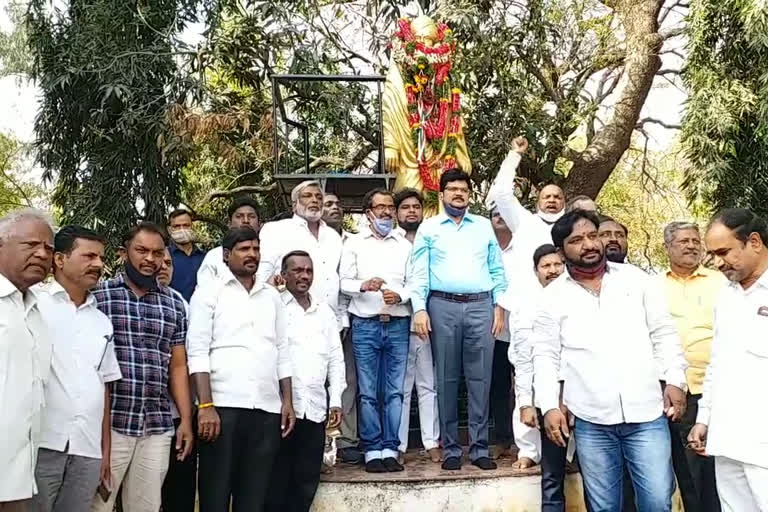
[257,180,343,324]
[0,208,54,512]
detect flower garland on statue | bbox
[391,18,463,191]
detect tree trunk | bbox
[564,0,664,199]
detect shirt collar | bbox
[281,290,319,312]
[170,243,203,256]
[362,224,401,241]
[292,214,328,231]
[0,272,40,310]
[438,212,474,226]
[0,272,18,299]
[48,278,97,308]
[222,266,267,295]
[666,265,711,281]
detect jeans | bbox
[33,449,101,512]
[351,315,410,461]
[574,415,675,512]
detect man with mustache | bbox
[411,170,508,471]
[659,221,725,512]
[533,209,688,512]
[188,226,295,512]
[322,193,344,235]
[258,181,343,327]
[512,244,569,510]
[394,188,441,465]
[167,209,205,303]
[34,226,122,512]
[689,209,768,511]
[340,188,412,473]
[0,209,54,512]
[598,216,629,263]
[265,250,345,511]
[90,222,193,512]
[196,197,261,288]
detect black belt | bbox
[354,314,408,323]
[430,291,490,303]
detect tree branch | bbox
[636,117,681,130]
[660,27,685,40]
[206,183,278,201]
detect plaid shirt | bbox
[93,275,187,437]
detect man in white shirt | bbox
[258,181,343,326]
[34,226,122,512]
[533,209,688,512]
[340,188,411,473]
[394,189,440,465]
[196,197,261,288]
[689,208,768,511]
[512,243,567,510]
[265,250,345,512]
[188,226,295,512]
[0,209,54,512]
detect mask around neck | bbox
[538,209,564,224]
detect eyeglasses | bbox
[370,205,396,214]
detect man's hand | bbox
[663,384,687,422]
[543,408,570,448]
[382,290,402,305]
[99,451,111,489]
[413,310,432,341]
[281,401,296,438]
[513,136,529,155]
[687,423,708,456]
[267,274,285,288]
[360,278,386,292]
[175,418,195,461]
[520,406,539,429]
[327,407,343,429]
[491,305,505,338]
[198,407,221,443]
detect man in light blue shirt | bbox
[410,169,507,471]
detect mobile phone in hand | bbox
[96,483,111,502]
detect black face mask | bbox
[125,260,158,290]
[399,220,421,232]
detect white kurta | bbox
[0,274,52,501]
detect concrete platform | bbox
[312,449,588,512]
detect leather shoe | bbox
[472,457,497,470]
[441,456,462,470]
[383,457,404,472]
[365,459,388,473]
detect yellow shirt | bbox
[660,266,726,394]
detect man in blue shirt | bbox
[410,169,508,471]
[167,209,206,302]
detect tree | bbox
[0,132,45,215]
[26,0,200,253]
[681,0,768,218]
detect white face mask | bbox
[537,209,564,224]
[170,228,195,245]
[295,202,323,223]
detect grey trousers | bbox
[337,329,359,449]
[428,295,494,461]
[33,448,101,512]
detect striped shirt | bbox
[93,274,187,437]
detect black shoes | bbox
[365,459,388,473]
[382,457,404,472]
[441,456,462,470]
[338,447,364,465]
[472,457,497,470]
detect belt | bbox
[430,291,490,303]
[354,314,408,323]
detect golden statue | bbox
[383,15,472,214]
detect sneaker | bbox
[365,459,388,473]
[383,457,404,472]
[441,456,462,470]
[471,457,497,470]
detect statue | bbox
[383,15,472,215]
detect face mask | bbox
[125,260,158,290]
[538,209,564,224]
[370,216,394,237]
[170,228,194,245]
[443,201,467,218]
[399,220,421,232]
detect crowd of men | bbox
[0,136,767,512]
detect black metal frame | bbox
[270,74,387,176]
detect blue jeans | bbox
[351,315,410,461]
[574,415,675,512]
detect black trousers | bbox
[538,409,568,512]
[264,418,326,512]
[161,416,198,512]
[669,393,721,512]
[198,408,281,512]
[490,340,513,446]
